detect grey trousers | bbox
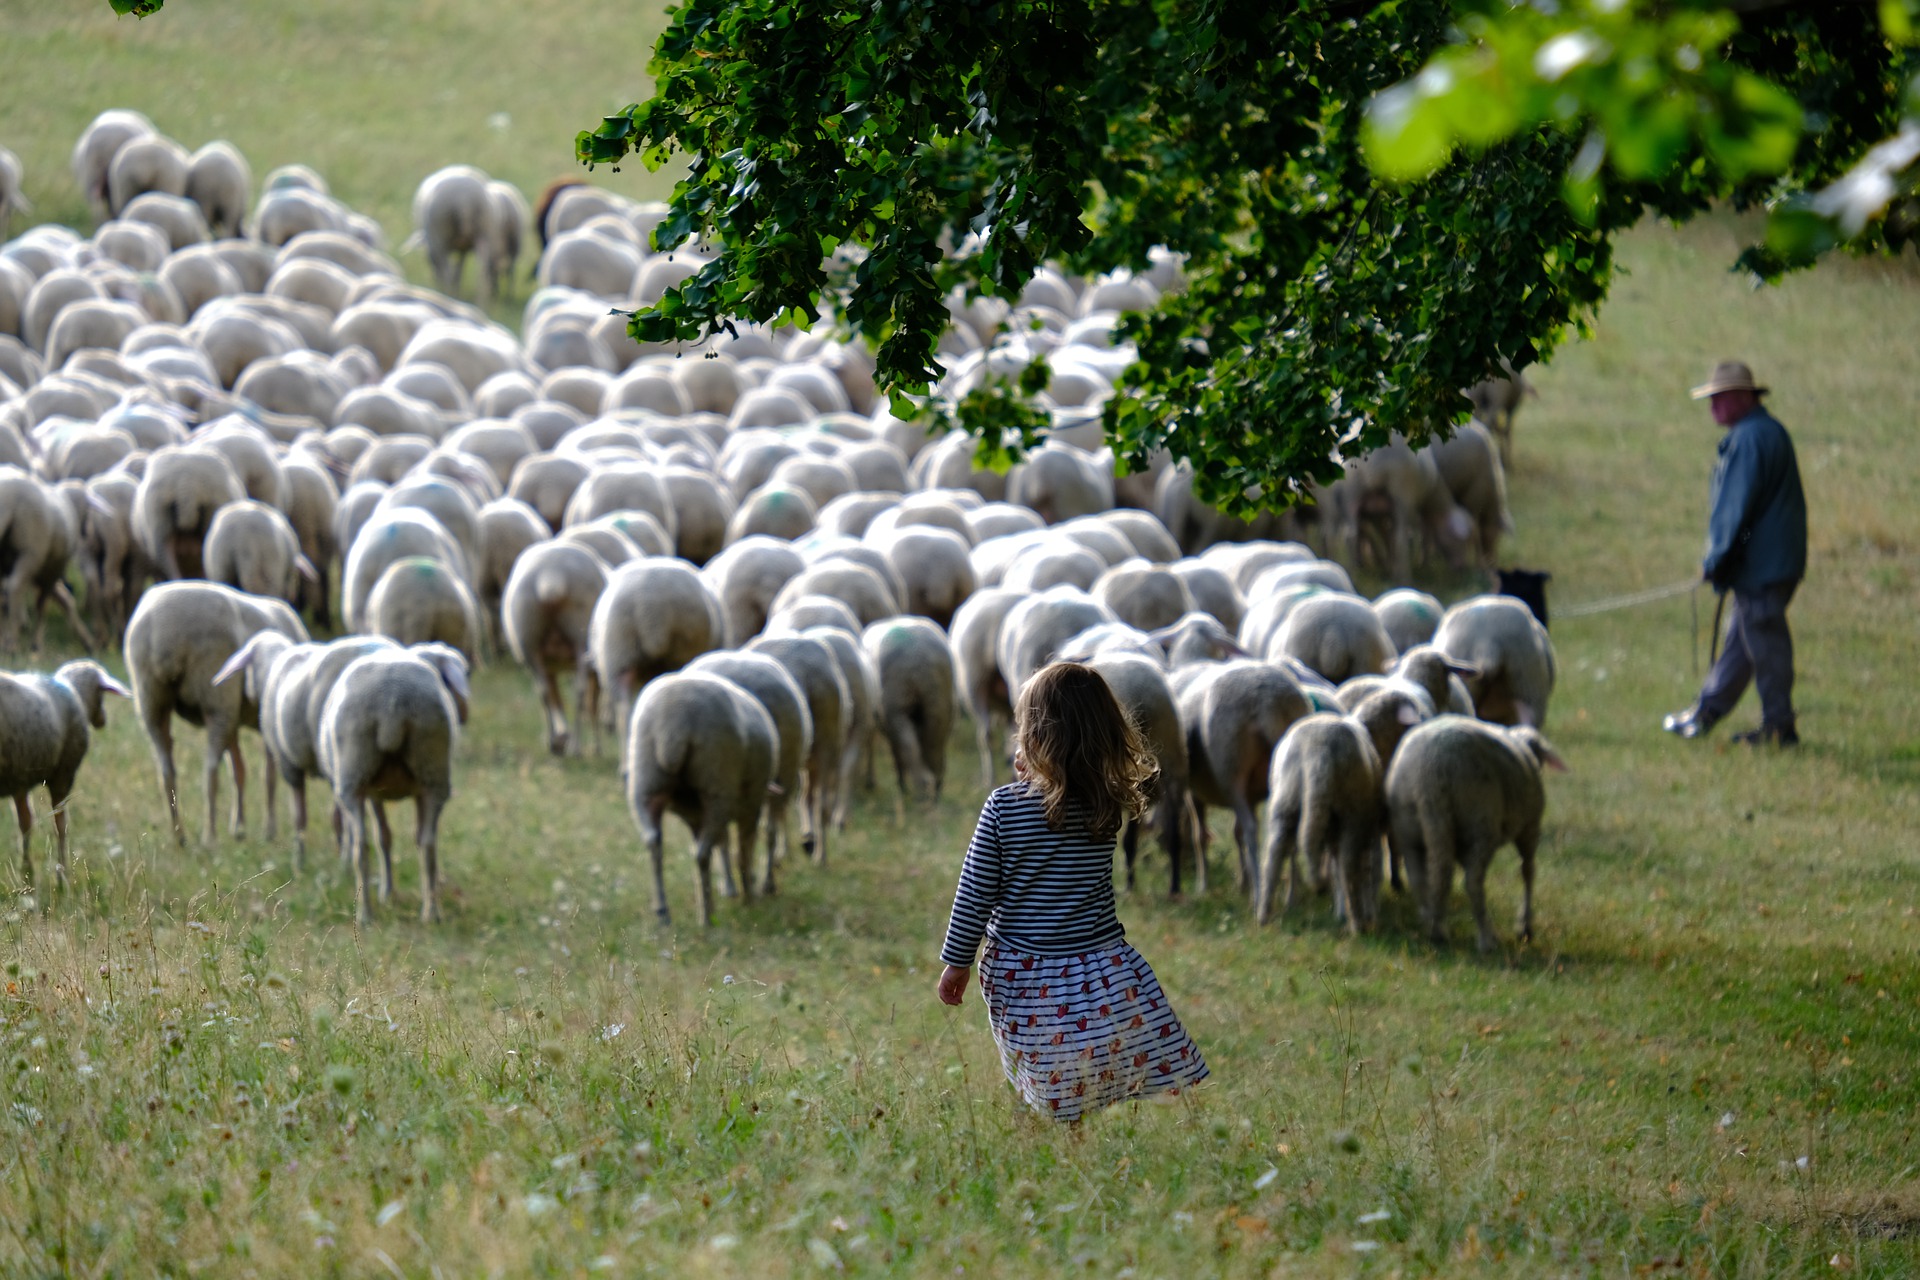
[1697,579,1798,731]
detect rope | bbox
[1555,576,1701,619]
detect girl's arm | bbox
[936,794,1004,986]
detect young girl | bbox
[936,661,1209,1121]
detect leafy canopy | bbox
[109,0,1920,510]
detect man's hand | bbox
[937,964,970,1006]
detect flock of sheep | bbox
[0,112,1560,950]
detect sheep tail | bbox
[375,711,409,756]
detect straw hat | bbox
[1689,360,1768,399]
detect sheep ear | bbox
[86,490,117,517]
[1397,702,1422,727]
[212,635,268,686]
[294,554,320,583]
[416,646,470,700]
[1444,659,1480,678]
[99,672,132,698]
[1539,742,1570,773]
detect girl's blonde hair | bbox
[1014,662,1158,841]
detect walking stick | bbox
[1690,584,1699,678]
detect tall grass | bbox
[4,5,1920,1274]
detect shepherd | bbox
[1663,360,1807,747]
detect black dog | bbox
[1496,567,1552,630]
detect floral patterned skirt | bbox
[978,940,1209,1122]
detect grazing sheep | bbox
[1327,434,1474,582]
[947,586,1024,789]
[340,507,470,633]
[868,524,976,629]
[471,497,548,644]
[1086,651,1196,896]
[589,557,724,760]
[803,624,879,830]
[660,466,736,566]
[1462,360,1536,466]
[124,582,309,845]
[768,593,863,637]
[1372,587,1444,655]
[0,659,128,889]
[1432,595,1556,727]
[502,540,607,757]
[410,166,505,302]
[0,468,95,652]
[1175,658,1310,892]
[860,617,956,805]
[204,499,311,605]
[769,560,899,629]
[744,631,849,865]
[318,645,469,923]
[625,671,777,926]
[1271,592,1396,683]
[1429,420,1510,569]
[108,134,191,217]
[726,482,818,544]
[1005,440,1114,523]
[996,585,1116,701]
[366,556,484,663]
[1166,560,1243,633]
[561,462,678,540]
[687,649,812,892]
[185,141,252,238]
[73,111,157,224]
[1146,612,1246,668]
[1256,712,1383,932]
[1384,716,1565,951]
[75,471,146,644]
[1093,558,1194,632]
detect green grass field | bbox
[6,5,1920,1276]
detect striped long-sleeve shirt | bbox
[939,783,1127,967]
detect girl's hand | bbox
[937,964,970,1006]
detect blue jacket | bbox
[1703,406,1806,593]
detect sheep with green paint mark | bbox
[366,556,484,664]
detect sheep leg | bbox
[416,793,444,924]
[145,713,185,846]
[201,726,226,849]
[1157,784,1186,898]
[812,754,838,867]
[1463,847,1497,955]
[642,797,670,925]
[582,666,602,759]
[262,747,278,843]
[1121,817,1138,893]
[539,667,568,757]
[691,830,717,928]
[373,801,395,903]
[973,700,996,790]
[717,826,741,900]
[343,796,373,925]
[13,793,31,888]
[52,583,96,654]
[1256,808,1290,926]
[760,797,784,897]
[1414,804,1452,947]
[50,803,69,893]
[1340,823,1381,935]
[290,776,308,874]
[1230,797,1259,894]
[225,735,248,839]
[1515,825,1540,944]
[332,801,346,863]
[1188,796,1208,895]
[735,807,761,905]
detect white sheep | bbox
[0,467,95,652]
[1271,592,1396,683]
[996,584,1116,700]
[0,659,128,889]
[1256,712,1382,931]
[340,507,469,633]
[1372,587,1444,655]
[947,586,1024,788]
[589,557,724,761]
[860,616,956,806]
[686,649,812,894]
[1384,715,1566,951]
[1432,595,1556,727]
[1174,658,1310,892]
[1093,558,1194,631]
[502,540,608,757]
[318,645,469,923]
[203,499,312,605]
[625,671,777,927]
[744,631,849,865]
[867,523,976,629]
[125,581,309,845]
[185,141,252,238]
[366,556,484,663]
[1085,651,1197,896]
[72,110,156,224]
